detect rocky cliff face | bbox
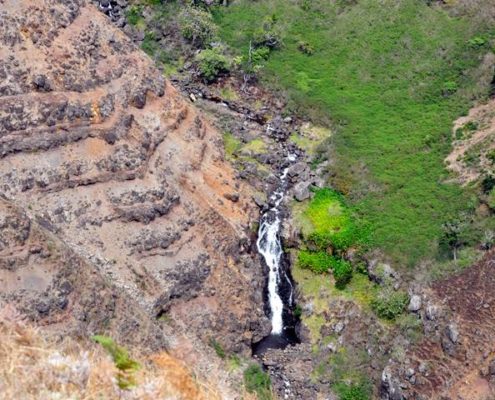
[0,0,269,392]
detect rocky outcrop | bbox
[383,250,495,400]
[0,0,268,395]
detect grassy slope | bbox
[215,0,493,265]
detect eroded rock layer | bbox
[0,0,269,384]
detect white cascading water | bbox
[256,158,294,335]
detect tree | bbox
[179,7,218,48]
[441,218,467,263]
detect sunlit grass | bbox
[215,0,494,265]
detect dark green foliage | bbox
[442,80,458,95]
[141,31,158,56]
[440,218,468,261]
[297,250,334,273]
[126,5,142,26]
[333,380,371,400]
[297,41,314,55]
[468,36,487,47]
[293,304,302,318]
[195,47,231,81]
[297,250,353,289]
[244,364,272,400]
[251,46,271,63]
[92,335,140,390]
[209,337,226,359]
[482,175,495,194]
[371,290,409,320]
[333,259,353,289]
[486,150,495,164]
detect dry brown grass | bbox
[0,306,223,400]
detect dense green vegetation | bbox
[295,188,368,288]
[333,380,372,400]
[304,189,368,252]
[371,289,410,320]
[298,250,353,288]
[243,364,272,400]
[214,0,495,265]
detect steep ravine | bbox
[187,93,329,398]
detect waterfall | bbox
[252,155,300,355]
[257,169,288,334]
[256,153,297,335]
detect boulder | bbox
[408,295,422,312]
[381,366,404,400]
[425,304,438,320]
[293,181,311,201]
[368,260,399,285]
[287,162,307,178]
[446,323,459,343]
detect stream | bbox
[252,155,300,356]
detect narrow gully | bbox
[252,154,300,356]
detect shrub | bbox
[252,16,283,49]
[468,36,486,47]
[223,132,241,159]
[126,6,142,26]
[179,7,218,48]
[297,250,353,288]
[297,250,333,273]
[298,41,314,55]
[333,380,371,400]
[209,337,226,359]
[244,364,272,400]
[442,80,458,95]
[141,31,158,57]
[195,47,231,81]
[92,335,140,390]
[371,290,409,320]
[293,304,302,318]
[486,150,495,165]
[482,175,495,194]
[251,46,271,63]
[333,259,353,289]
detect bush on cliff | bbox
[244,363,272,400]
[371,289,409,320]
[195,47,231,82]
